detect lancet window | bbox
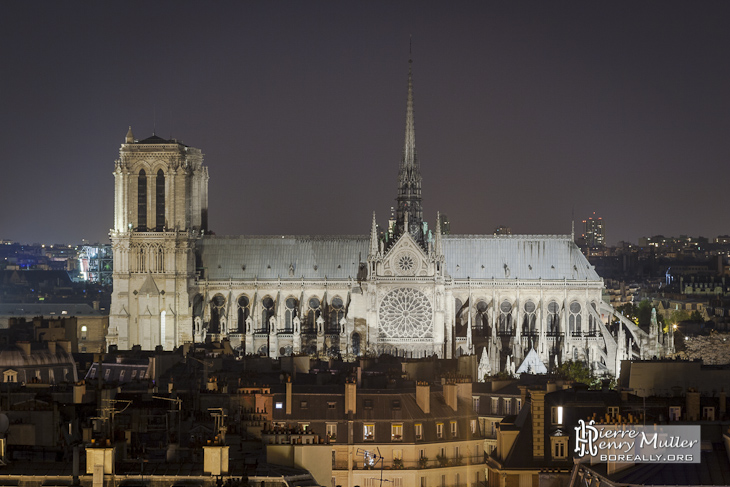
[498,300,513,335]
[237,295,250,333]
[210,295,226,333]
[328,296,344,334]
[155,169,165,231]
[304,297,320,333]
[522,301,537,334]
[137,169,147,231]
[569,301,582,336]
[475,300,490,337]
[261,296,275,333]
[284,297,298,332]
[547,301,560,335]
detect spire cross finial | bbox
[409,35,412,60]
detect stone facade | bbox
[109,61,672,377]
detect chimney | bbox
[686,389,700,421]
[531,389,546,460]
[345,380,357,415]
[285,377,292,415]
[518,385,529,405]
[17,342,31,356]
[416,382,430,414]
[47,341,57,355]
[93,300,100,311]
[58,340,71,353]
[444,383,458,411]
[546,382,557,393]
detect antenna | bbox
[356,448,390,486]
[153,104,156,135]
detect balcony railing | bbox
[336,455,483,471]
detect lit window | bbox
[80,325,88,340]
[300,400,308,409]
[436,423,444,439]
[551,406,563,425]
[516,398,522,412]
[470,419,477,435]
[703,407,715,421]
[326,423,337,441]
[415,423,423,441]
[328,401,336,409]
[450,421,458,438]
[391,423,403,441]
[364,423,375,441]
[608,406,619,418]
[472,396,480,412]
[275,402,283,409]
[491,397,499,415]
[104,368,110,380]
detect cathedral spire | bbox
[369,211,379,256]
[395,49,424,246]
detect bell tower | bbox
[108,128,208,350]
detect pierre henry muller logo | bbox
[574,419,700,463]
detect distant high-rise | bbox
[582,212,605,247]
[439,214,450,235]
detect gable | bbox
[381,233,430,277]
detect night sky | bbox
[2,2,730,245]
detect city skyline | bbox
[2,2,730,245]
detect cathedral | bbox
[108,59,672,377]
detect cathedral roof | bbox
[198,234,600,282]
[134,134,187,146]
[442,234,600,281]
[198,235,369,281]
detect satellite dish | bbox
[0,414,9,433]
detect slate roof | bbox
[198,235,369,280]
[442,234,600,281]
[199,233,600,282]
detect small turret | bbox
[125,126,134,144]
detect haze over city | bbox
[2,1,730,245]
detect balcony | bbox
[338,455,483,471]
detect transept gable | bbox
[381,231,430,277]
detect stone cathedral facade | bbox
[109,60,672,377]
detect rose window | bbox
[397,254,415,273]
[379,288,433,338]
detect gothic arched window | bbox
[547,301,560,334]
[498,300,512,334]
[475,300,490,337]
[523,301,536,333]
[285,297,298,332]
[328,296,344,333]
[137,169,147,231]
[589,302,597,334]
[155,169,165,231]
[237,295,250,333]
[261,296,275,332]
[305,297,320,333]
[210,295,226,333]
[569,301,582,336]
